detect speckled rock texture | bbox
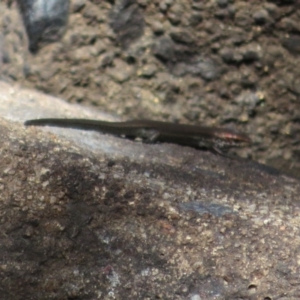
[16,0,70,53]
[1,81,300,299]
[1,0,300,178]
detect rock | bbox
[137,64,157,78]
[185,57,222,80]
[107,59,133,83]
[220,47,243,64]
[220,44,262,64]
[152,37,175,62]
[215,0,229,8]
[167,4,182,25]
[0,81,300,298]
[153,37,221,80]
[169,29,195,45]
[150,20,165,35]
[16,0,70,53]
[189,12,203,26]
[158,0,174,12]
[240,43,262,62]
[234,6,252,28]
[253,9,269,25]
[278,17,300,33]
[0,33,4,71]
[282,35,300,54]
[110,0,145,48]
[71,0,85,13]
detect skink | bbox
[24,118,251,151]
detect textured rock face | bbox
[16,0,70,52]
[2,0,300,178]
[1,81,300,299]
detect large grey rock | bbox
[16,0,70,53]
[0,81,299,299]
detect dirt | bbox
[1,0,300,178]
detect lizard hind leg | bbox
[137,129,160,143]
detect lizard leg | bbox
[137,129,160,143]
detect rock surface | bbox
[1,0,300,177]
[16,0,70,53]
[1,81,300,299]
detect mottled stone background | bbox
[1,0,300,176]
[1,1,300,299]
